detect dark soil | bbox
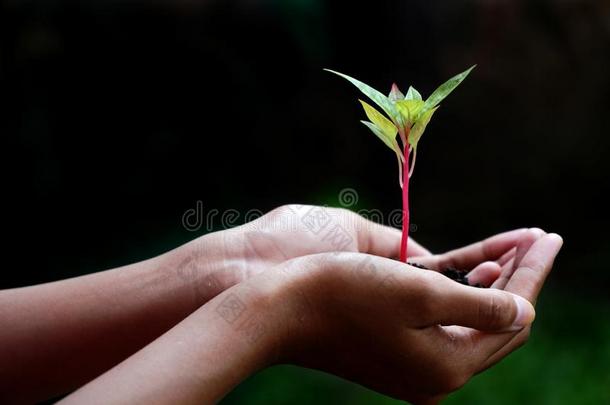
[408,262,483,288]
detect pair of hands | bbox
[182,205,562,403]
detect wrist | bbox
[60,270,298,405]
[203,266,307,371]
[168,231,242,307]
[219,256,329,367]
[258,256,332,365]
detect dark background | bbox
[2,0,609,403]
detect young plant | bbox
[325,66,475,263]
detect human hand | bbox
[405,228,563,373]
[408,227,535,287]
[177,205,431,297]
[60,227,561,405]
[267,231,561,404]
[178,204,542,306]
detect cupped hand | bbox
[60,206,560,404]
[186,204,533,289]
[265,231,561,404]
[232,204,430,263]
[408,227,535,287]
[182,205,430,288]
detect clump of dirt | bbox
[408,262,482,288]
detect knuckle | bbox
[267,204,294,218]
[525,257,546,272]
[260,205,303,229]
[309,251,357,276]
[256,206,289,228]
[479,293,511,329]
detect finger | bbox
[355,216,431,258]
[503,233,563,303]
[474,233,563,361]
[467,261,502,287]
[513,228,546,267]
[349,214,400,258]
[496,247,516,266]
[422,229,528,271]
[492,229,545,289]
[408,237,433,257]
[422,275,536,332]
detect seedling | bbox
[325,66,475,263]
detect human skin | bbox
[0,206,561,404]
[60,229,561,405]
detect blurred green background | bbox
[2,0,609,403]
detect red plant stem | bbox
[400,140,410,263]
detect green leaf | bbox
[324,69,398,120]
[359,100,397,140]
[361,121,400,153]
[388,83,404,102]
[422,65,475,113]
[395,99,425,125]
[408,106,439,149]
[405,86,422,101]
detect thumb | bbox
[427,279,536,331]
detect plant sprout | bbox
[325,66,475,263]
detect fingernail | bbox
[510,294,536,331]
